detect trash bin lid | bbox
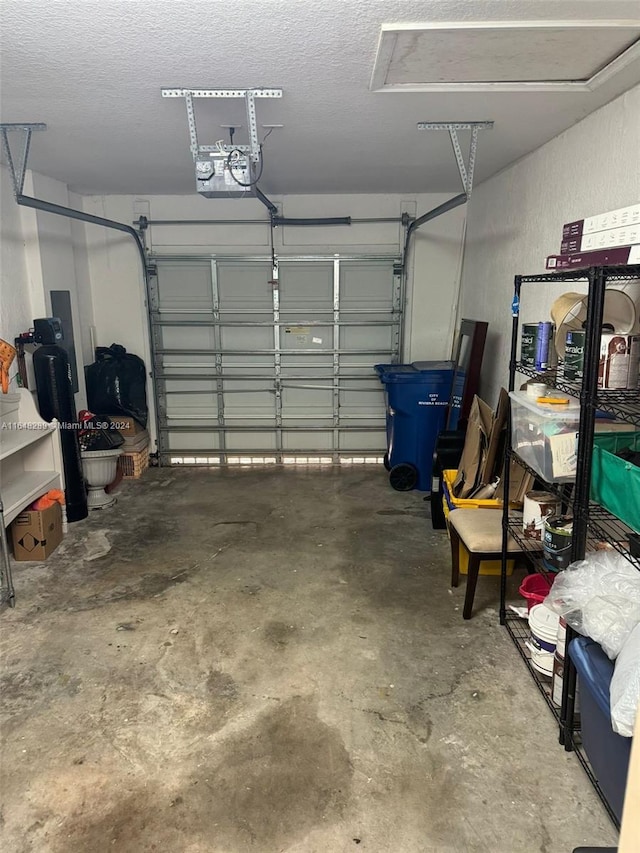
[412,361,455,372]
[374,361,454,382]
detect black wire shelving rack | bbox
[499,264,640,830]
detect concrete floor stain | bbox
[47,698,351,853]
[0,469,617,853]
[263,620,298,648]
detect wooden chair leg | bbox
[450,525,461,588]
[463,552,482,620]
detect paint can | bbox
[525,603,559,679]
[520,323,539,367]
[535,322,555,370]
[598,334,640,390]
[523,491,561,540]
[543,516,573,572]
[563,330,586,382]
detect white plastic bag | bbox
[545,550,640,659]
[610,621,640,737]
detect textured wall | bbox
[458,84,640,406]
[0,167,90,406]
[30,173,88,407]
[0,165,32,346]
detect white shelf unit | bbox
[0,390,65,526]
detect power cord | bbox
[226,145,264,187]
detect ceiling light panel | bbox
[371,22,640,93]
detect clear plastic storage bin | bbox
[509,390,581,483]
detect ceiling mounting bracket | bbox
[417,121,494,197]
[0,122,47,198]
[161,88,282,163]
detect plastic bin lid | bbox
[411,360,454,371]
[374,361,454,382]
[568,636,614,717]
[509,389,581,420]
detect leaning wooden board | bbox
[619,710,640,851]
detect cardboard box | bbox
[561,223,640,255]
[11,503,63,561]
[546,244,640,270]
[562,203,640,239]
[105,414,145,438]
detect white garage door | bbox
[148,255,403,465]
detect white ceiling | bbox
[1,0,639,196]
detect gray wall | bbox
[458,83,640,406]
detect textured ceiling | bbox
[1,0,639,196]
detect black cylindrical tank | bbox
[33,345,88,522]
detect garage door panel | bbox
[165,378,217,393]
[218,263,273,311]
[280,353,334,372]
[340,325,393,350]
[161,326,216,350]
[222,354,273,371]
[342,353,385,368]
[224,390,274,420]
[339,430,386,451]
[223,378,273,393]
[150,256,401,463]
[281,385,333,418]
[167,432,222,452]
[282,431,333,451]
[340,263,394,312]
[339,388,385,416]
[161,353,218,370]
[220,326,272,350]
[220,312,273,325]
[225,432,277,451]
[156,263,213,311]
[282,325,332,351]
[279,263,333,311]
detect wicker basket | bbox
[118,446,149,479]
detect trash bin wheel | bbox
[389,463,418,491]
[383,452,391,471]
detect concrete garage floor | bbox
[0,467,617,853]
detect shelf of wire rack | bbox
[501,265,640,827]
[571,736,622,830]
[594,391,640,427]
[587,504,640,571]
[514,362,582,399]
[504,613,562,724]
[506,446,574,506]
[505,516,552,576]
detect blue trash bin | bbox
[375,361,454,491]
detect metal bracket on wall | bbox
[0,122,47,197]
[416,121,494,197]
[161,88,283,163]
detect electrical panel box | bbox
[195,155,256,198]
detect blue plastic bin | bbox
[569,636,632,824]
[375,361,454,491]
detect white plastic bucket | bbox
[526,603,560,678]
